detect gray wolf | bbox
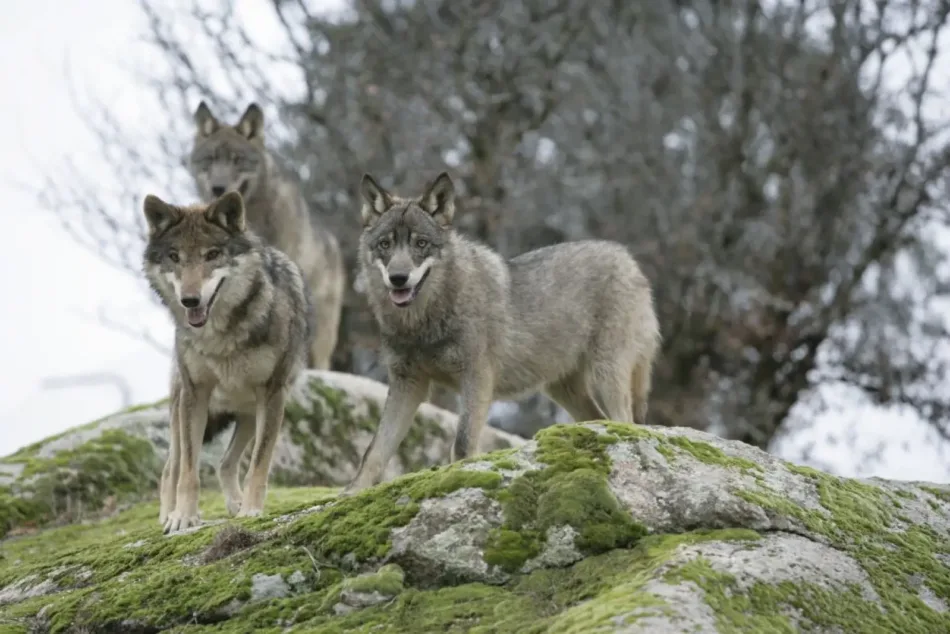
[189,101,345,370]
[344,172,661,494]
[142,191,313,533]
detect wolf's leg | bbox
[238,387,287,517]
[164,380,212,534]
[159,385,182,525]
[217,413,255,516]
[451,366,494,462]
[343,374,430,495]
[588,362,634,424]
[545,373,606,423]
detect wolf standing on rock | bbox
[189,101,345,370]
[143,191,313,534]
[344,172,661,494]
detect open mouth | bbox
[185,279,225,328]
[389,269,430,308]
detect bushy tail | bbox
[631,312,661,425]
[631,362,651,425]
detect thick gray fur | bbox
[189,101,345,370]
[142,191,313,533]
[344,172,661,494]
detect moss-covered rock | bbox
[0,370,524,538]
[1,420,949,632]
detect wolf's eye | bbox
[415,238,429,249]
[206,249,221,261]
[168,252,180,263]
[378,239,391,250]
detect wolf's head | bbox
[189,102,267,201]
[142,191,254,329]
[358,172,456,309]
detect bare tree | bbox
[34,0,950,469]
[42,372,133,410]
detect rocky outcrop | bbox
[2,419,949,632]
[0,370,523,537]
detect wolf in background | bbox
[143,191,313,533]
[189,101,344,370]
[344,172,661,494]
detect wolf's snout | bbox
[180,296,201,309]
[388,273,409,288]
[211,186,226,197]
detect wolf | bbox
[189,101,345,370]
[142,191,313,534]
[344,172,661,494]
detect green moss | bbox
[0,487,344,633]
[483,529,543,572]
[0,430,160,537]
[665,550,947,633]
[921,485,950,503]
[0,421,794,634]
[597,422,763,474]
[735,466,950,631]
[483,425,646,574]
[281,378,375,484]
[397,411,451,472]
[343,563,405,597]
[664,558,797,632]
[456,447,520,472]
[286,464,502,564]
[120,396,171,415]
[663,436,761,473]
[131,528,757,634]
[280,378,450,487]
[545,529,761,632]
[785,463,825,479]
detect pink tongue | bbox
[187,306,208,325]
[390,288,412,304]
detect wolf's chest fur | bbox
[180,330,281,413]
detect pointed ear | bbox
[143,194,181,236]
[419,172,455,226]
[236,103,264,141]
[359,173,391,227]
[205,191,246,233]
[194,101,219,137]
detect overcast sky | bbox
[1,0,949,483]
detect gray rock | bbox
[389,488,507,586]
[250,573,291,602]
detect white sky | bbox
[0,0,948,484]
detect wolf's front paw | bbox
[340,480,371,498]
[225,495,242,517]
[236,506,263,518]
[163,511,201,535]
[159,498,176,525]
